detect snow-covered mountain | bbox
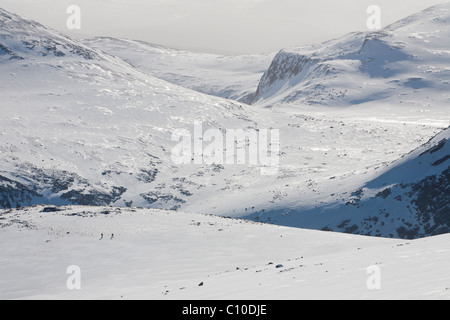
[0,9,99,61]
[247,127,450,239]
[1,205,450,300]
[84,37,274,104]
[1,3,449,302]
[252,3,450,107]
[0,7,261,210]
[0,6,448,240]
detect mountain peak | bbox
[252,3,450,107]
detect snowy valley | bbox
[0,3,449,300]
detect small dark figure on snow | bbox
[99,233,103,240]
[110,234,114,240]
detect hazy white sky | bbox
[0,0,448,54]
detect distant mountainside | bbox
[248,127,450,239]
[252,3,450,107]
[85,37,274,104]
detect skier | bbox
[99,233,103,240]
[110,233,114,240]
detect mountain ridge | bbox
[0,6,260,211]
[251,3,450,107]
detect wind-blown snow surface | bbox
[1,206,450,300]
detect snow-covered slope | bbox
[252,3,450,107]
[1,205,450,300]
[85,37,274,103]
[248,127,450,239]
[0,7,448,240]
[0,7,259,210]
